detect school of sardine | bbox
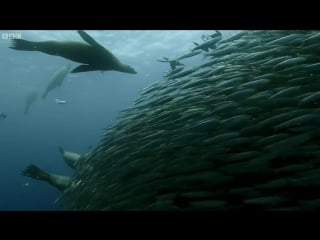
[63,30,320,210]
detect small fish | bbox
[55,99,67,104]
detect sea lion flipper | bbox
[22,164,50,180]
[77,31,115,59]
[71,64,100,73]
[77,30,102,48]
[22,164,71,192]
[9,39,38,51]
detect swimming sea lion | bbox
[9,30,137,74]
[22,164,71,192]
[42,65,71,99]
[21,147,83,192]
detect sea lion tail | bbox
[9,39,38,51]
[21,164,50,181]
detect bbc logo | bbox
[2,32,22,40]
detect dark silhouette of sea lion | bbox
[9,30,137,74]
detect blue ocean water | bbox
[0,30,234,210]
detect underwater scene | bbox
[1,30,320,210]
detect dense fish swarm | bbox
[64,30,320,210]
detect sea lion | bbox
[42,65,71,99]
[22,164,71,192]
[9,30,137,74]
